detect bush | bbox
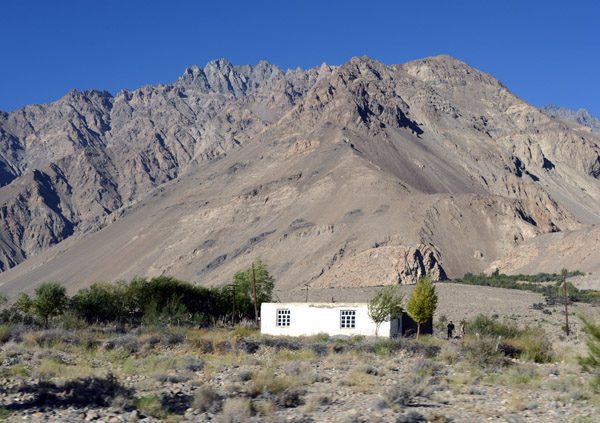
[467,315,521,339]
[214,397,252,423]
[103,335,139,353]
[192,386,222,412]
[507,329,553,363]
[579,316,600,391]
[385,373,432,406]
[0,324,10,343]
[462,336,508,368]
[465,315,553,364]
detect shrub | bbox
[304,393,329,411]
[135,395,165,419]
[396,411,427,423]
[579,316,600,391]
[103,335,139,353]
[467,315,520,339]
[385,373,432,406]
[214,397,252,423]
[276,387,306,408]
[0,324,10,343]
[462,336,508,368]
[465,315,553,363]
[508,329,553,363]
[192,386,222,412]
[181,356,204,372]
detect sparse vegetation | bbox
[0,315,595,421]
[450,269,599,305]
[0,271,597,421]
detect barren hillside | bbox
[1,55,600,295]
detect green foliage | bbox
[0,324,10,343]
[72,282,128,324]
[579,316,600,391]
[450,270,597,305]
[467,315,521,339]
[465,315,553,364]
[407,274,438,337]
[368,285,404,337]
[229,258,274,321]
[0,270,249,329]
[32,282,67,326]
[14,293,33,313]
[127,275,227,326]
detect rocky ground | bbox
[1,283,599,423]
[0,330,597,423]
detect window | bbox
[277,309,291,327]
[340,310,356,328]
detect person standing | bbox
[447,320,455,339]
[460,321,465,338]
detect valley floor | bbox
[0,325,598,423]
[0,283,599,422]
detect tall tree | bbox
[406,274,438,338]
[368,285,404,337]
[231,258,274,321]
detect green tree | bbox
[579,315,600,391]
[32,282,68,326]
[73,282,128,324]
[231,258,274,322]
[14,293,33,314]
[406,274,438,338]
[368,285,404,337]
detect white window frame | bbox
[340,310,356,329]
[277,309,291,327]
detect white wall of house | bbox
[261,302,397,337]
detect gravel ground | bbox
[1,339,598,423]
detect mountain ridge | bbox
[541,104,600,134]
[1,55,599,295]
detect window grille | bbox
[277,309,291,327]
[340,310,356,328]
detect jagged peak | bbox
[204,58,234,71]
[348,54,376,64]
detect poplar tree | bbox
[407,274,438,338]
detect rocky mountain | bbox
[542,105,600,134]
[1,55,600,296]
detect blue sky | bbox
[2,0,599,117]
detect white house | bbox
[260,302,403,338]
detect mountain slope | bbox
[542,105,600,134]
[1,55,599,295]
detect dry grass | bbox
[0,321,598,422]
